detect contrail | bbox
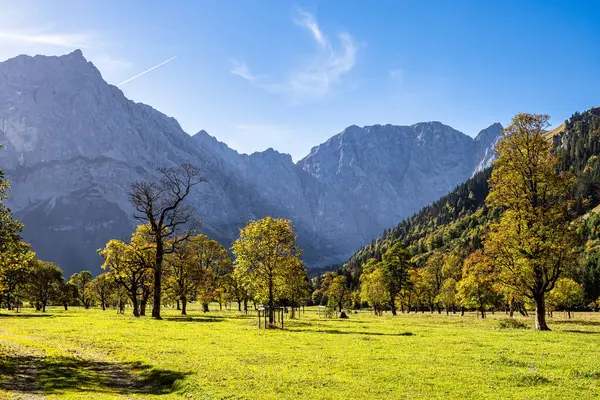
[117,56,177,87]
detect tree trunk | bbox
[140,299,147,316]
[202,302,209,312]
[176,300,180,310]
[390,292,397,316]
[152,238,163,319]
[181,296,187,315]
[567,309,571,319]
[268,275,275,324]
[42,300,47,313]
[534,294,550,331]
[63,302,68,311]
[132,294,140,317]
[237,300,242,312]
[460,307,465,316]
[101,301,106,311]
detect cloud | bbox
[230,9,358,101]
[0,30,94,48]
[293,9,327,48]
[230,60,258,82]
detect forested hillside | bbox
[345,107,600,277]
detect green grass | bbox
[1,306,599,399]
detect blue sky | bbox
[0,0,599,160]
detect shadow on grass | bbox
[164,316,226,323]
[552,320,600,326]
[290,328,414,337]
[563,329,600,335]
[0,313,55,318]
[0,354,189,395]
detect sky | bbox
[0,0,599,161]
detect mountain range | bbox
[0,50,502,275]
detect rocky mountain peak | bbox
[1,50,504,274]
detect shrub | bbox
[498,318,529,329]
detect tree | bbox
[436,278,458,315]
[425,252,445,312]
[548,278,584,318]
[24,261,63,312]
[380,242,412,315]
[280,258,310,318]
[228,268,251,313]
[360,260,389,315]
[485,113,576,330]
[326,275,352,313]
[187,234,233,313]
[0,145,23,256]
[58,281,77,311]
[0,243,36,310]
[456,252,499,318]
[164,236,201,315]
[69,270,93,309]
[442,249,463,281]
[129,164,207,319]
[99,225,155,317]
[410,268,436,313]
[90,273,116,311]
[232,217,304,324]
[164,234,230,315]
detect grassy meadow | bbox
[0,305,599,399]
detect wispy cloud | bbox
[230,9,358,101]
[0,30,94,48]
[293,9,327,48]
[117,56,177,87]
[230,60,258,82]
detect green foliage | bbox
[90,273,117,311]
[24,261,64,312]
[380,243,412,314]
[456,253,499,317]
[485,113,577,330]
[232,217,307,322]
[69,270,94,309]
[548,278,585,312]
[326,275,352,312]
[359,261,388,314]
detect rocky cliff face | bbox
[0,51,501,275]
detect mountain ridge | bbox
[0,50,502,275]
